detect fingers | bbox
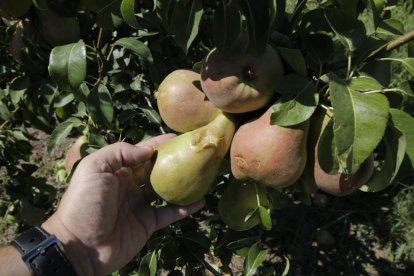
[82,142,154,173]
[135,133,176,150]
[154,199,205,231]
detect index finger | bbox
[135,133,176,149]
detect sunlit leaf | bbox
[329,74,389,175]
[48,40,86,91]
[244,241,268,276]
[272,75,318,126]
[380,58,414,76]
[48,117,84,154]
[141,108,161,124]
[138,251,158,276]
[121,0,139,29]
[390,108,414,168]
[114,38,153,63]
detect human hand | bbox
[42,134,205,275]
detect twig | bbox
[383,30,414,53]
[325,30,414,73]
[94,28,106,86]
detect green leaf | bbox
[121,0,139,29]
[361,0,382,34]
[48,40,86,91]
[398,81,414,98]
[376,19,404,38]
[168,0,203,53]
[408,41,414,57]
[272,75,318,126]
[324,8,366,52]
[244,241,268,276]
[275,47,307,76]
[0,101,12,121]
[226,236,261,252]
[360,126,406,192]
[317,117,340,174]
[87,84,114,126]
[97,0,123,29]
[114,38,153,63]
[238,0,277,55]
[141,108,162,124]
[138,251,158,276]
[258,206,272,230]
[88,128,109,149]
[349,75,383,92]
[54,93,75,108]
[48,117,84,154]
[213,1,241,54]
[218,180,266,231]
[390,109,414,169]
[380,58,414,76]
[9,76,30,106]
[282,256,291,276]
[329,74,389,175]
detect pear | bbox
[230,105,309,189]
[308,109,375,196]
[150,113,236,205]
[155,70,220,133]
[201,38,283,113]
[65,136,88,172]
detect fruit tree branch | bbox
[382,30,414,53]
[325,30,414,73]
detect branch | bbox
[325,30,414,73]
[383,30,414,53]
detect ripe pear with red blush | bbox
[201,39,283,113]
[230,105,309,189]
[155,70,220,133]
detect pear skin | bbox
[150,113,236,205]
[155,70,220,133]
[65,136,88,172]
[230,105,309,189]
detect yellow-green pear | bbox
[150,113,236,205]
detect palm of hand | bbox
[43,135,204,275]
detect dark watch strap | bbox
[11,227,77,276]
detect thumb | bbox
[154,199,205,231]
[83,142,154,173]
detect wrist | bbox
[42,215,95,276]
